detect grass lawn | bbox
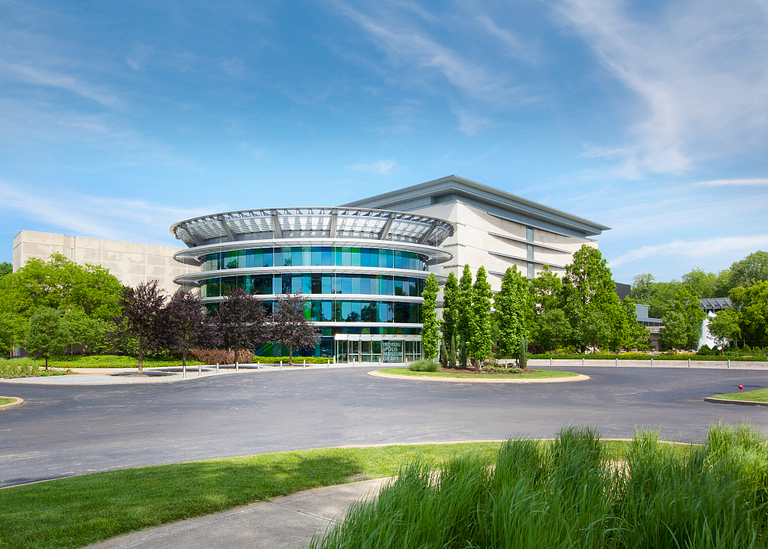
[0,440,690,549]
[380,367,579,379]
[0,397,16,406]
[47,355,202,368]
[711,387,768,403]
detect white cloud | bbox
[347,159,397,175]
[450,105,491,136]
[0,179,209,244]
[125,42,154,71]
[692,178,768,188]
[609,234,768,268]
[0,58,120,107]
[555,0,768,175]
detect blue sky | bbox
[1,0,767,284]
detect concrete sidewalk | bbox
[85,478,388,549]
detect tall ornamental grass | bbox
[312,424,768,549]
[0,358,40,378]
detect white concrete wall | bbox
[12,230,199,296]
[410,201,596,291]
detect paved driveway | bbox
[1,365,767,488]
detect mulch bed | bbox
[439,367,539,375]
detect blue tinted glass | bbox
[394,279,404,296]
[282,276,292,294]
[322,301,332,321]
[360,276,370,295]
[312,247,321,266]
[322,275,332,294]
[342,247,352,266]
[311,275,322,294]
[265,248,274,267]
[333,275,342,294]
[246,249,256,268]
[273,275,281,294]
[361,248,369,267]
[351,301,361,320]
[368,248,378,268]
[384,249,393,268]
[282,247,292,266]
[394,250,403,270]
[291,247,302,267]
[302,246,311,266]
[342,301,352,321]
[351,247,361,267]
[333,247,342,266]
[351,276,361,294]
[342,275,352,294]
[303,274,311,294]
[321,247,332,266]
[292,275,302,293]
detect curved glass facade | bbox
[171,208,453,363]
[204,246,425,272]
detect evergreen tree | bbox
[441,271,459,362]
[494,266,532,360]
[469,266,493,366]
[420,273,440,360]
[457,265,473,367]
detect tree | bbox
[537,308,571,353]
[494,266,532,359]
[681,268,717,299]
[531,265,563,315]
[667,287,706,349]
[707,308,741,353]
[729,251,768,289]
[162,290,211,368]
[660,310,689,351]
[577,309,612,353]
[457,265,474,368]
[620,296,650,351]
[441,271,459,366]
[117,281,167,374]
[24,307,70,369]
[62,308,112,355]
[0,312,15,358]
[731,281,768,348]
[563,246,624,352]
[631,273,656,304]
[420,274,440,360]
[271,293,318,364]
[0,262,11,278]
[214,287,267,365]
[469,266,493,366]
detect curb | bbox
[368,370,590,384]
[703,397,768,407]
[0,396,24,410]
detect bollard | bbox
[651,358,654,367]
[236,361,239,372]
[616,357,618,367]
[550,357,553,367]
[333,357,336,364]
[280,360,283,369]
[582,357,585,366]
[216,362,219,374]
[688,358,691,368]
[257,361,260,370]
[303,359,306,368]
[198,363,201,376]
[183,363,186,378]
[727,359,731,369]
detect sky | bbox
[1,0,767,284]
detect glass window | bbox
[362,301,377,322]
[333,301,342,321]
[360,276,371,295]
[351,276,361,294]
[312,247,322,266]
[527,262,535,279]
[266,248,275,267]
[394,250,403,270]
[342,301,352,322]
[273,275,281,295]
[223,251,238,269]
[311,274,323,294]
[361,248,370,267]
[282,275,292,294]
[526,227,535,243]
[527,244,534,261]
[383,249,393,268]
[282,247,292,266]
[351,301,361,321]
[342,275,352,294]
[333,275,342,294]
[321,247,332,266]
[322,301,332,321]
[302,274,311,294]
[351,247,361,267]
[311,300,323,321]
[333,247,342,266]
[394,278,404,296]
[238,250,247,268]
[291,247,303,267]
[342,247,352,266]
[291,275,302,293]
[222,276,237,295]
[322,275,332,294]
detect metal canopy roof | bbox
[170,207,454,249]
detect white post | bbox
[651,358,654,367]
[257,361,260,370]
[582,357,585,366]
[303,359,306,368]
[333,356,336,364]
[688,358,691,368]
[727,359,731,369]
[216,362,219,374]
[550,357,553,366]
[198,363,201,376]
[236,361,239,372]
[616,357,618,367]
[280,360,283,369]
[183,363,186,378]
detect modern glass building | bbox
[170,208,453,363]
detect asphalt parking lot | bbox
[1,365,767,488]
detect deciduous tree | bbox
[731,281,768,348]
[162,290,211,367]
[707,308,741,353]
[214,287,267,365]
[537,308,571,353]
[24,307,70,369]
[441,271,459,366]
[117,281,167,374]
[457,265,474,367]
[271,293,319,364]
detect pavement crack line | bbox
[267,501,337,523]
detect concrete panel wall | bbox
[12,230,198,296]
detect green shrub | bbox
[407,360,440,372]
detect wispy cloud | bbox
[609,234,768,268]
[347,159,397,175]
[692,178,768,188]
[0,179,210,244]
[0,59,120,107]
[555,0,768,175]
[450,104,491,137]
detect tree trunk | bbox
[138,335,144,375]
